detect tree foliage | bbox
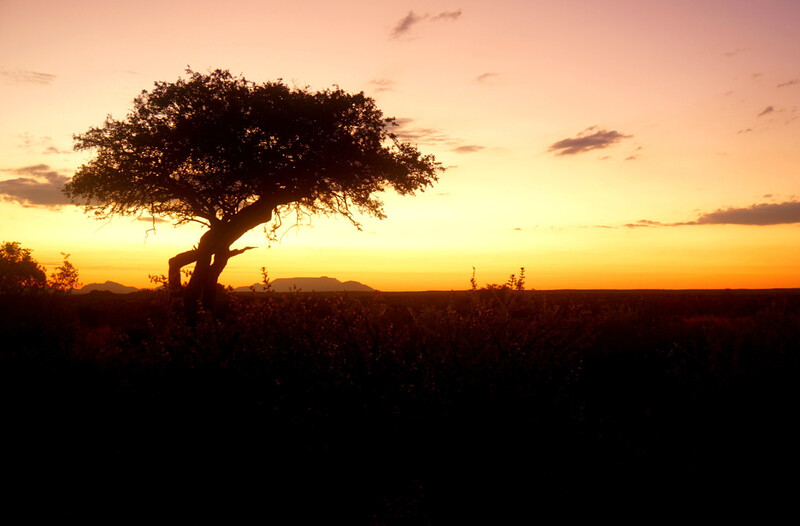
[65,69,442,319]
[0,241,47,294]
[0,242,80,295]
[48,253,81,293]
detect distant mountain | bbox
[75,281,139,294]
[234,276,373,293]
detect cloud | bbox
[689,201,800,226]
[0,164,72,207]
[548,127,633,156]
[369,78,395,92]
[137,216,169,224]
[18,133,71,155]
[452,145,484,154]
[758,105,775,117]
[475,72,499,83]
[623,220,664,228]
[390,118,452,145]
[0,69,56,84]
[392,11,427,37]
[723,48,748,57]
[777,79,799,88]
[391,9,462,38]
[627,201,800,228]
[391,118,485,154]
[432,9,462,21]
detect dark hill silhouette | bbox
[234,276,373,293]
[75,281,139,294]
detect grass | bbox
[2,287,799,522]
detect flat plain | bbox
[3,288,798,522]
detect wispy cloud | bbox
[369,78,395,92]
[0,69,56,84]
[758,105,775,117]
[18,133,71,155]
[392,11,426,38]
[452,145,484,154]
[549,127,633,156]
[777,79,799,88]
[391,119,452,145]
[623,220,665,228]
[475,72,499,84]
[0,164,72,207]
[723,48,748,57]
[432,9,462,21]
[137,216,169,224]
[391,9,463,38]
[391,118,484,154]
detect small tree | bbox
[48,253,81,293]
[0,242,80,295]
[0,241,47,294]
[65,69,442,319]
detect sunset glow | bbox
[2,0,799,290]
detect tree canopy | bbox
[64,69,442,318]
[0,241,80,295]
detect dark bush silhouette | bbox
[64,69,442,320]
[0,241,46,294]
[0,241,80,295]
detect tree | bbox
[0,241,47,294]
[48,253,81,293]
[0,242,80,295]
[64,69,442,319]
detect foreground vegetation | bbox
[3,287,799,522]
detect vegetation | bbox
[0,241,80,294]
[64,69,442,319]
[3,282,798,522]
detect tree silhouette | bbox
[0,241,47,294]
[0,242,80,295]
[65,69,441,318]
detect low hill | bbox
[75,281,140,294]
[234,276,373,293]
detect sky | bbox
[1,0,799,291]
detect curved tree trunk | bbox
[167,199,277,323]
[168,231,258,323]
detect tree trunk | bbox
[169,249,199,296]
[169,230,259,323]
[183,245,214,323]
[168,199,277,323]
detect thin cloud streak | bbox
[758,106,775,117]
[0,69,56,84]
[391,9,462,38]
[452,145,484,154]
[369,78,395,92]
[0,164,72,207]
[475,72,499,83]
[432,9,462,21]
[549,127,632,156]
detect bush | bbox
[0,241,80,295]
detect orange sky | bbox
[1,0,799,290]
